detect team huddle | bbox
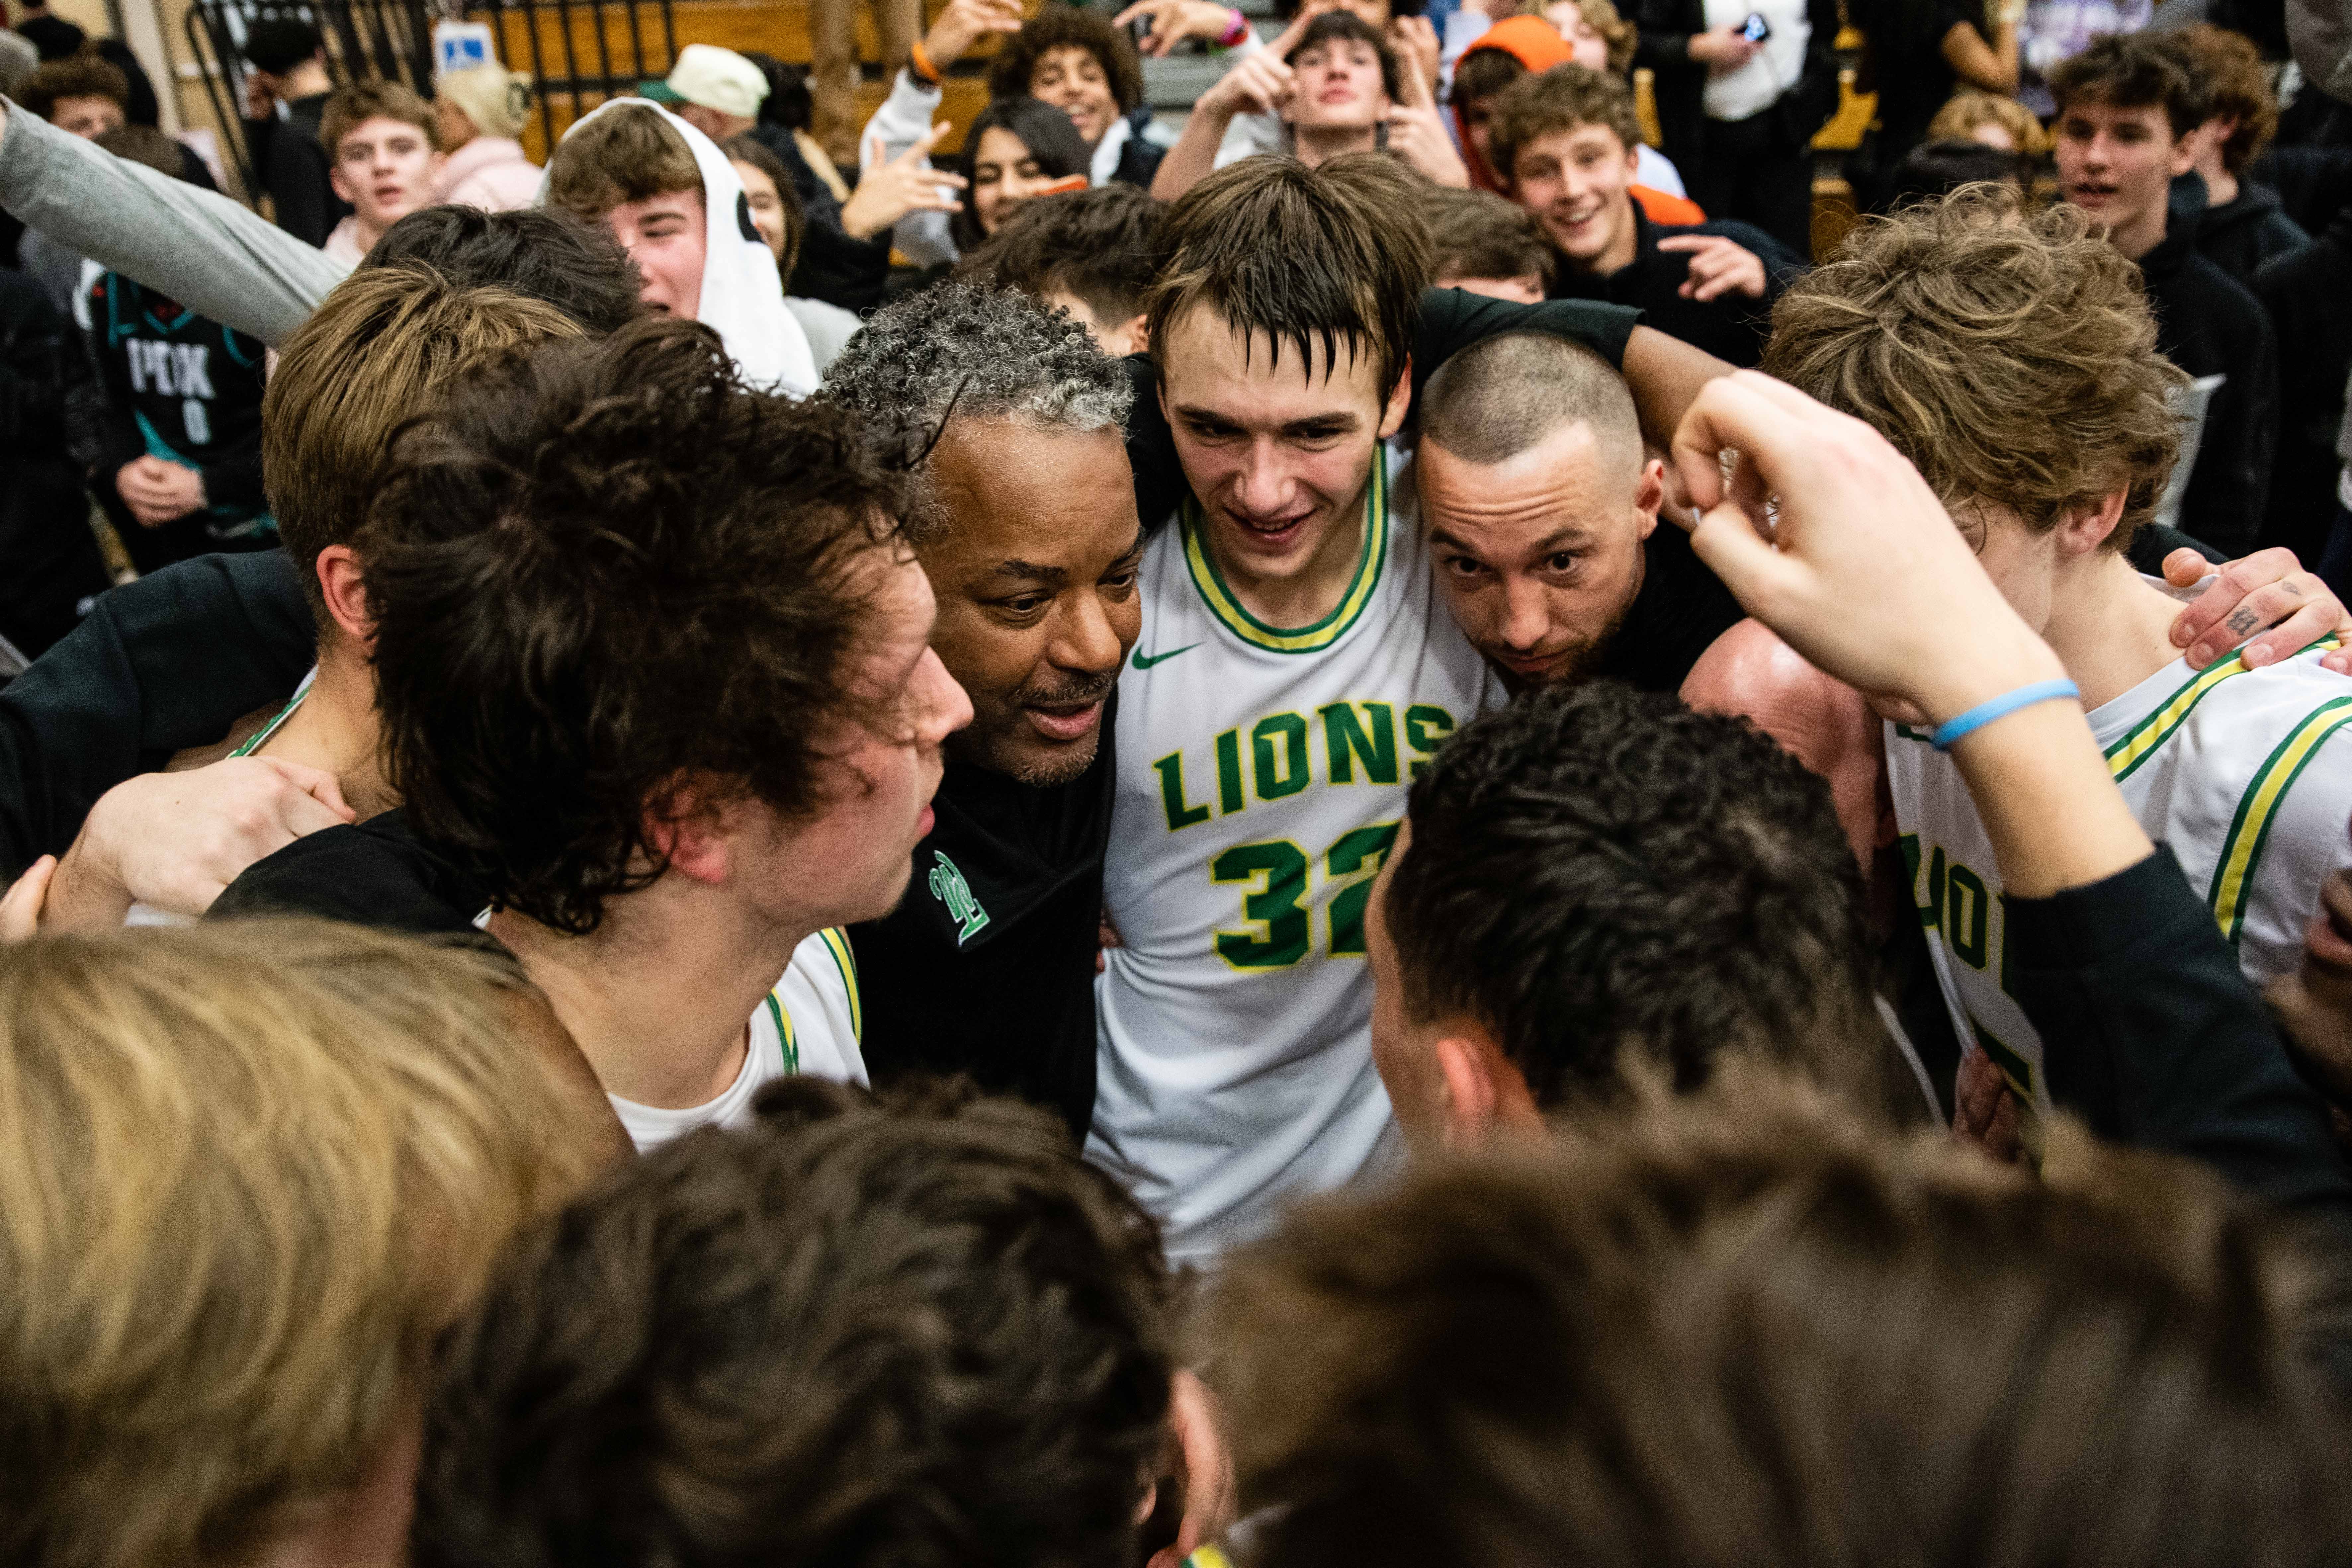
[7,8,2352,1562]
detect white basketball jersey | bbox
[1888,629,2352,1109]
[1089,450,1501,1262]
[611,927,868,1152]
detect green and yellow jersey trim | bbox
[229,684,309,759]
[2207,693,2352,943]
[2105,635,2342,782]
[817,926,861,1042]
[1180,459,1389,654]
[761,992,800,1075]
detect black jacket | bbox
[2254,199,2351,566]
[1633,0,1843,168]
[1106,107,1167,189]
[1545,209,1804,367]
[0,549,311,876]
[245,93,347,249]
[2171,171,2312,288]
[2138,226,2280,558]
[2018,845,2352,1228]
[211,807,492,938]
[0,269,109,661]
[850,727,1118,1140]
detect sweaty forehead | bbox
[1159,305,1389,419]
[1420,423,1642,549]
[925,419,1138,563]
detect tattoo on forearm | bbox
[2225,607,2260,637]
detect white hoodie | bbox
[542,99,818,395]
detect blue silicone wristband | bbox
[1929,679,2081,751]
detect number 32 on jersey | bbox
[1211,825,1396,970]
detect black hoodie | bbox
[2254,199,2352,565]
[2136,223,2281,558]
[2170,171,2312,287]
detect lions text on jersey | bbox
[1890,625,2352,1109]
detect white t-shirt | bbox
[1887,605,2352,1109]
[1088,448,1501,1263]
[611,927,867,1152]
[1700,0,1810,122]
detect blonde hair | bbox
[1765,188,2184,552]
[0,921,617,1568]
[1926,90,2050,156]
[260,263,583,617]
[436,62,536,141]
[1532,0,1637,74]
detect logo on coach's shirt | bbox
[927,850,991,946]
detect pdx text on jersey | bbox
[125,339,221,442]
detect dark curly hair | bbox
[821,280,1131,537]
[1385,680,1886,1108]
[358,317,911,934]
[987,5,1144,115]
[413,1078,1177,1568]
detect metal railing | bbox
[185,0,686,194]
[468,0,682,151]
[183,0,437,195]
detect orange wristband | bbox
[909,39,941,84]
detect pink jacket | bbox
[434,136,543,212]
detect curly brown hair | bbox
[987,5,1144,114]
[358,318,912,934]
[1764,188,2185,552]
[413,1078,1177,1568]
[2175,23,2279,174]
[1485,63,1642,186]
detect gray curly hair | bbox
[820,282,1134,539]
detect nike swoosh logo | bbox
[1131,643,1201,670]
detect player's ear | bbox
[1379,355,1413,440]
[1432,1034,1496,1150]
[2055,488,2128,558]
[314,545,375,648]
[1634,455,1666,540]
[642,774,735,887]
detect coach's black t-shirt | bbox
[850,710,1118,1143]
[1596,522,1748,692]
[209,808,491,938]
